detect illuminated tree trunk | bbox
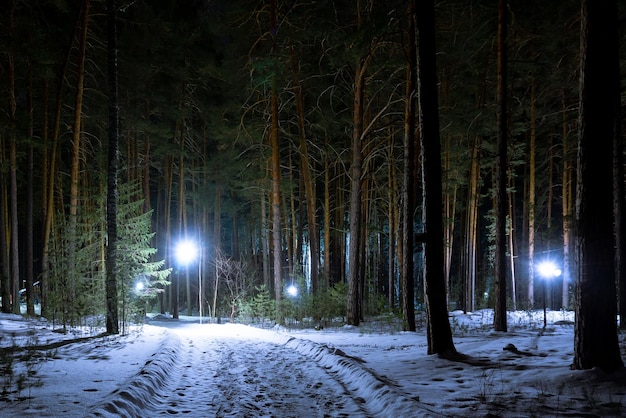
[268,0,283,311]
[66,0,90,324]
[164,157,176,317]
[561,90,573,311]
[528,78,536,309]
[290,46,320,294]
[388,133,398,309]
[40,9,78,319]
[25,61,35,316]
[323,134,331,287]
[443,134,457,306]
[464,137,481,312]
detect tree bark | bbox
[493,0,508,332]
[528,78,536,309]
[7,1,20,315]
[401,0,417,332]
[25,60,35,316]
[573,0,623,372]
[105,0,119,334]
[416,0,456,355]
[290,46,320,295]
[561,90,573,311]
[347,58,366,326]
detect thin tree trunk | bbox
[66,0,90,325]
[443,134,457,307]
[528,78,536,309]
[291,46,320,294]
[323,133,331,288]
[7,0,20,315]
[25,60,35,316]
[40,6,80,319]
[508,173,517,311]
[464,136,481,312]
[268,0,282,312]
[105,0,119,334]
[0,140,9,313]
[270,76,282,310]
[562,90,573,310]
[493,0,508,332]
[388,132,397,309]
[401,0,417,332]
[261,188,271,289]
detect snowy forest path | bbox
[85,322,381,417]
[154,326,368,417]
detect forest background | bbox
[1,0,625,368]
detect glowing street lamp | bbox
[287,284,298,297]
[175,240,198,267]
[538,260,561,328]
[175,239,203,323]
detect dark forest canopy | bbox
[1,0,625,361]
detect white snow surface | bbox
[1,309,626,417]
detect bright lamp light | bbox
[537,261,561,278]
[287,284,298,297]
[175,240,198,266]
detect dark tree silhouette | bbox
[493,0,508,332]
[416,0,456,355]
[573,0,623,372]
[105,0,120,334]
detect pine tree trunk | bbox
[401,0,417,332]
[561,90,573,310]
[347,60,366,326]
[323,134,331,288]
[443,134,457,307]
[387,133,397,309]
[528,78,536,309]
[493,0,508,332]
[464,136,481,312]
[270,76,282,312]
[573,0,623,372]
[0,142,9,313]
[40,8,78,319]
[291,47,320,294]
[105,0,119,334]
[416,0,456,355]
[25,62,35,316]
[7,0,20,315]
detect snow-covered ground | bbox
[1,309,626,417]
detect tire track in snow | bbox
[88,325,429,417]
[154,333,366,417]
[88,331,184,417]
[284,337,431,417]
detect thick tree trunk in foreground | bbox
[573,0,623,372]
[416,0,456,355]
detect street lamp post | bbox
[175,240,201,322]
[198,247,202,324]
[538,261,562,328]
